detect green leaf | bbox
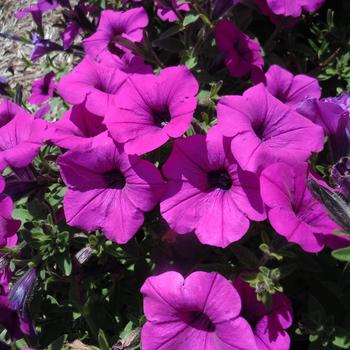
[332,246,350,262]
[98,329,110,350]
[183,14,200,27]
[47,334,67,350]
[332,327,350,349]
[56,252,72,276]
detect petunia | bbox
[215,19,264,78]
[256,64,321,108]
[105,66,199,155]
[28,72,56,106]
[217,84,324,173]
[297,96,349,160]
[83,8,148,67]
[155,0,190,22]
[15,4,43,31]
[260,162,340,252]
[234,278,293,350]
[160,129,266,248]
[255,0,325,18]
[0,235,18,296]
[141,271,257,350]
[49,104,107,149]
[31,34,63,62]
[0,176,20,248]
[0,99,24,127]
[58,134,164,244]
[0,110,47,171]
[57,57,128,116]
[61,21,82,50]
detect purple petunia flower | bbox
[215,19,264,78]
[160,129,266,248]
[0,235,18,296]
[49,104,107,149]
[28,72,56,106]
[83,8,148,68]
[0,296,31,340]
[141,271,257,350]
[255,0,325,18]
[155,0,190,22]
[0,101,47,171]
[57,57,128,116]
[256,65,321,108]
[260,162,340,252]
[105,66,199,155]
[61,21,82,50]
[0,176,20,249]
[297,95,349,160]
[234,278,293,350]
[31,34,63,62]
[58,134,164,244]
[0,99,24,126]
[16,4,43,31]
[217,84,324,173]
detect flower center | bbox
[103,169,126,189]
[0,112,15,128]
[152,107,171,128]
[184,310,216,332]
[252,121,265,139]
[208,169,232,190]
[107,31,126,57]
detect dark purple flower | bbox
[61,21,82,50]
[28,72,56,106]
[234,278,293,350]
[0,77,10,97]
[297,95,350,160]
[31,34,63,62]
[34,103,51,119]
[212,0,240,19]
[331,157,350,200]
[155,0,190,22]
[215,19,264,78]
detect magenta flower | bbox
[0,99,24,127]
[260,162,340,252]
[160,129,266,248]
[105,66,199,155]
[256,65,321,108]
[83,8,148,66]
[215,19,263,78]
[216,84,324,173]
[0,176,20,248]
[57,57,128,116]
[61,21,82,50]
[255,0,325,18]
[155,0,190,22]
[49,104,107,149]
[141,271,257,350]
[0,110,47,171]
[28,72,56,106]
[58,134,164,244]
[234,278,293,350]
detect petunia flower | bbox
[61,20,82,50]
[105,66,199,155]
[83,8,148,67]
[141,271,258,350]
[49,104,107,149]
[256,65,321,108]
[234,278,293,350]
[160,129,266,248]
[58,134,164,244]
[217,84,324,173]
[31,34,63,62]
[155,0,190,22]
[28,72,56,106]
[255,0,325,18]
[57,57,128,116]
[215,19,264,78]
[297,96,349,160]
[0,99,24,127]
[260,162,340,252]
[0,109,47,171]
[0,175,20,249]
[16,5,43,31]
